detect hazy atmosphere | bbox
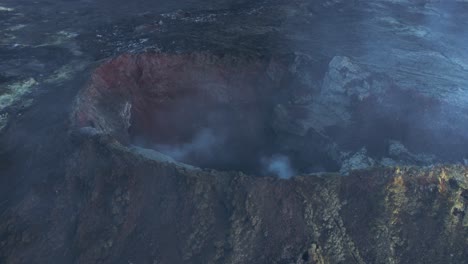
[1,0,468,263]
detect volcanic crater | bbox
[74,52,468,176]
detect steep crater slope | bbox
[74,52,288,174]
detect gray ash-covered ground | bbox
[1,0,468,263]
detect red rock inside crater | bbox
[74,53,285,172]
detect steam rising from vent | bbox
[261,155,295,179]
[155,129,297,178]
[155,128,222,165]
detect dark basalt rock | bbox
[1,135,468,263]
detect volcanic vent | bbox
[73,53,293,175]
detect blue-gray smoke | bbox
[155,128,222,161]
[261,154,295,179]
